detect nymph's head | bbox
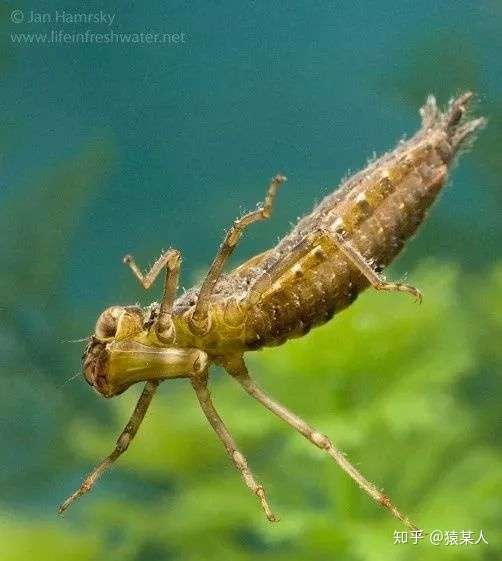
[82,305,208,397]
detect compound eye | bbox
[95,306,124,339]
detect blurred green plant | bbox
[3,262,497,561]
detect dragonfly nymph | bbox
[59,93,485,530]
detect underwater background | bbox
[0,1,500,559]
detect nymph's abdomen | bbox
[242,97,479,349]
[244,166,446,348]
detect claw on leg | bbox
[374,280,423,304]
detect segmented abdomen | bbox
[242,95,483,349]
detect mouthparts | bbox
[82,337,209,398]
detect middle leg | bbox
[190,174,286,334]
[190,372,278,522]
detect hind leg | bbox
[225,356,419,531]
[246,226,422,306]
[328,230,422,303]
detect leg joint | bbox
[310,431,331,450]
[155,315,175,343]
[167,249,181,268]
[227,226,242,247]
[116,432,131,452]
[232,450,248,469]
[260,207,271,219]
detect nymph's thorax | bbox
[171,299,249,356]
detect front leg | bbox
[190,373,278,522]
[59,380,159,514]
[190,174,286,334]
[123,248,181,342]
